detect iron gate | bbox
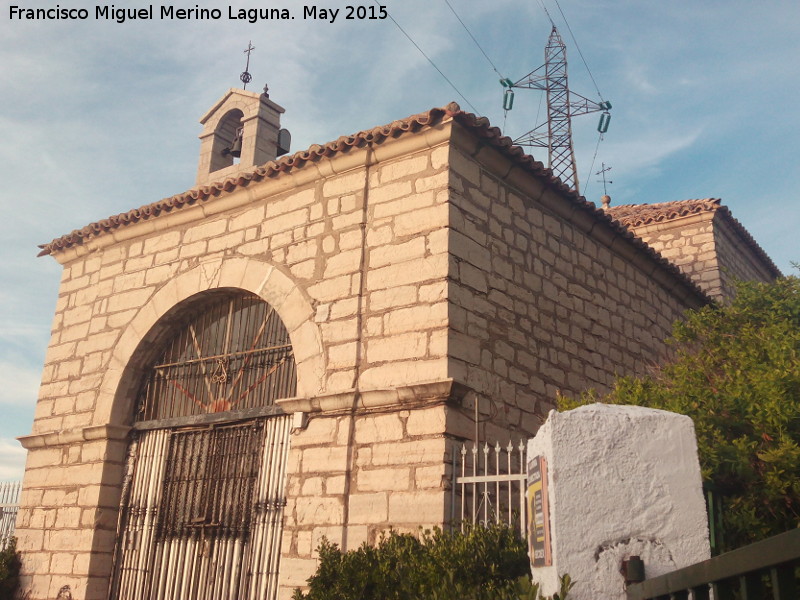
[111,415,291,600]
[451,441,528,538]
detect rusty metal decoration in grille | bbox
[136,292,297,422]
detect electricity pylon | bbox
[502,26,610,193]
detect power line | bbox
[377,1,481,115]
[538,0,556,26]
[443,0,505,79]
[582,131,604,198]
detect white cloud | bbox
[622,63,659,95]
[603,128,702,177]
[0,360,42,408]
[0,438,26,481]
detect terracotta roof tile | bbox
[38,104,453,257]
[607,199,781,277]
[607,198,722,228]
[37,102,583,257]
[34,103,710,301]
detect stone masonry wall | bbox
[17,128,454,600]
[712,213,777,299]
[627,216,720,298]
[443,129,705,444]
[622,213,776,301]
[278,403,451,597]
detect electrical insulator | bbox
[503,89,515,111]
[597,112,611,133]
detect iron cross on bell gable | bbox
[240,41,255,89]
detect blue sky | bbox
[1,1,798,479]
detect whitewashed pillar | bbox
[526,403,710,599]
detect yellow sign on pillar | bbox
[527,455,552,568]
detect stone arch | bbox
[95,256,324,428]
[210,108,245,172]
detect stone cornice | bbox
[18,424,132,449]
[276,379,469,415]
[17,380,466,449]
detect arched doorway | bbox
[110,290,296,600]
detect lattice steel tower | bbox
[503,26,610,193]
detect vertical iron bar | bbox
[459,445,466,531]
[449,443,458,530]
[711,578,736,600]
[482,443,489,524]
[169,536,184,599]
[470,444,477,527]
[506,441,513,526]
[518,440,526,538]
[739,573,764,599]
[494,442,500,524]
[770,565,796,599]
[162,537,178,599]
[690,584,710,600]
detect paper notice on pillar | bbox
[526,455,552,567]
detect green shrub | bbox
[293,523,571,600]
[559,276,800,549]
[0,537,21,598]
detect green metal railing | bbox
[703,482,725,555]
[626,528,800,600]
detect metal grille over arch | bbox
[111,290,296,600]
[135,290,297,423]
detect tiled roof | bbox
[607,198,722,228]
[38,103,462,256]
[36,102,597,256]
[607,199,781,277]
[34,102,709,301]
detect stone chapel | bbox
[14,87,778,600]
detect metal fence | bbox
[703,482,726,555]
[626,528,800,600]
[0,481,21,549]
[451,441,528,538]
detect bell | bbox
[228,136,242,158]
[223,127,243,158]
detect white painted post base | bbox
[526,403,710,599]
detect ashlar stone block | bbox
[348,492,388,523]
[387,491,445,524]
[356,467,410,492]
[354,414,404,444]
